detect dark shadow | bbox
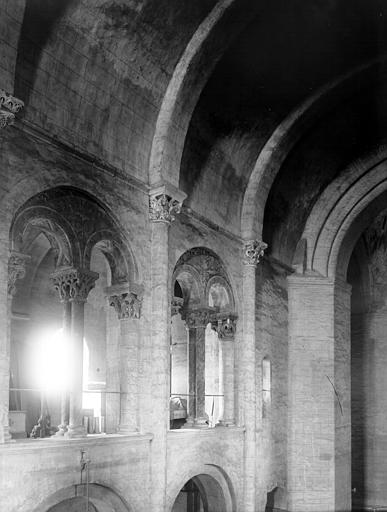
[14,0,77,107]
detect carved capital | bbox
[171,296,184,317]
[242,240,268,266]
[149,194,183,223]
[0,89,24,129]
[0,110,15,129]
[149,183,186,224]
[51,268,99,303]
[8,252,30,297]
[109,292,142,319]
[183,307,215,329]
[211,314,237,340]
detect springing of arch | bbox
[10,186,138,285]
[33,483,133,512]
[241,56,387,242]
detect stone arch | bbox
[9,186,138,284]
[206,275,235,313]
[33,483,133,512]
[167,464,235,512]
[299,149,387,278]
[172,247,235,311]
[149,0,261,187]
[11,204,76,267]
[241,56,387,241]
[286,152,387,512]
[172,263,203,308]
[2,173,141,278]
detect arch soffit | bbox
[33,483,133,512]
[172,263,203,306]
[11,205,76,267]
[299,152,387,278]
[241,56,387,241]
[2,176,141,272]
[205,274,235,312]
[9,186,139,284]
[166,463,235,512]
[149,0,261,188]
[172,247,235,310]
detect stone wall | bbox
[256,259,288,508]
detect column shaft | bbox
[219,337,235,425]
[55,300,71,435]
[119,317,138,432]
[186,327,196,425]
[150,220,170,511]
[194,324,207,426]
[66,300,86,437]
[242,263,257,511]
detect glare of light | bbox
[33,328,69,392]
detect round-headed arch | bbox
[241,56,387,241]
[167,464,235,512]
[172,247,236,312]
[33,483,132,512]
[10,186,139,285]
[298,148,387,279]
[149,0,261,188]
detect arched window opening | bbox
[170,248,237,429]
[8,187,137,440]
[265,486,286,512]
[262,357,271,419]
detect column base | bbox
[64,424,87,438]
[216,420,235,427]
[182,416,195,429]
[1,426,13,443]
[118,425,138,434]
[53,424,68,437]
[193,417,209,429]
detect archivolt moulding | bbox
[297,151,387,278]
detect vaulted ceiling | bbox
[5,0,387,266]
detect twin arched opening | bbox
[170,247,237,429]
[8,186,140,439]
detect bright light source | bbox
[33,328,69,392]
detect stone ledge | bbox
[167,425,245,439]
[0,432,153,454]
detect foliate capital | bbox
[242,240,268,266]
[171,297,184,317]
[51,268,99,303]
[149,194,182,223]
[211,315,237,340]
[0,89,24,129]
[109,292,142,320]
[183,307,214,329]
[8,252,30,297]
[149,183,186,224]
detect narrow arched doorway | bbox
[171,473,230,512]
[172,479,205,512]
